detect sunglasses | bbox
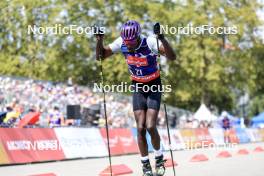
[124,39,138,45]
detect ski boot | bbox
[142,160,153,176]
[155,155,166,176]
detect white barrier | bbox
[158,129,185,150]
[54,128,108,158]
[246,128,262,142]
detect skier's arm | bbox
[159,38,176,61]
[96,35,113,60]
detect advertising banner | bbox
[158,129,185,150]
[245,128,262,142]
[0,141,10,165]
[235,128,250,143]
[100,128,124,155]
[209,128,225,145]
[195,128,214,147]
[0,128,64,164]
[259,128,264,141]
[114,128,139,154]
[227,129,239,144]
[180,129,198,149]
[55,128,108,158]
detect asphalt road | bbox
[0,142,264,176]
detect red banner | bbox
[28,128,65,161]
[100,128,138,156]
[195,128,214,147]
[0,128,65,164]
[115,128,139,154]
[227,129,239,144]
[100,128,124,155]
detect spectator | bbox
[2,106,20,127]
[47,106,65,128]
[199,120,209,128]
[222,116,231,143]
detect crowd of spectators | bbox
[0,76,150,128]
[1,76,245,130]
[4,76,226,130]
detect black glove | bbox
[153,22,164,40]
[93,25,104,41]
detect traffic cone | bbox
[29,173,56,176]
[237,149,249,155]
[99,164,133,176]
[190,154,209,162]
[216,151,232,158]
[254,146,264,152]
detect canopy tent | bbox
[194,104,217,122]
[251,111,264,128]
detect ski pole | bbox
[154,22,176,176]
[96,26,113,176]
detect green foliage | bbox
[0,0,263,114]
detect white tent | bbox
[194,104,217,122]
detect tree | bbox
[0,0,263,113]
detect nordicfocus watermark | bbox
[160,24,238,35]
[27,24,105,35]
[93,82,172,93]
[184,141,238,151]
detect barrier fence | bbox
[0,127,264,165]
